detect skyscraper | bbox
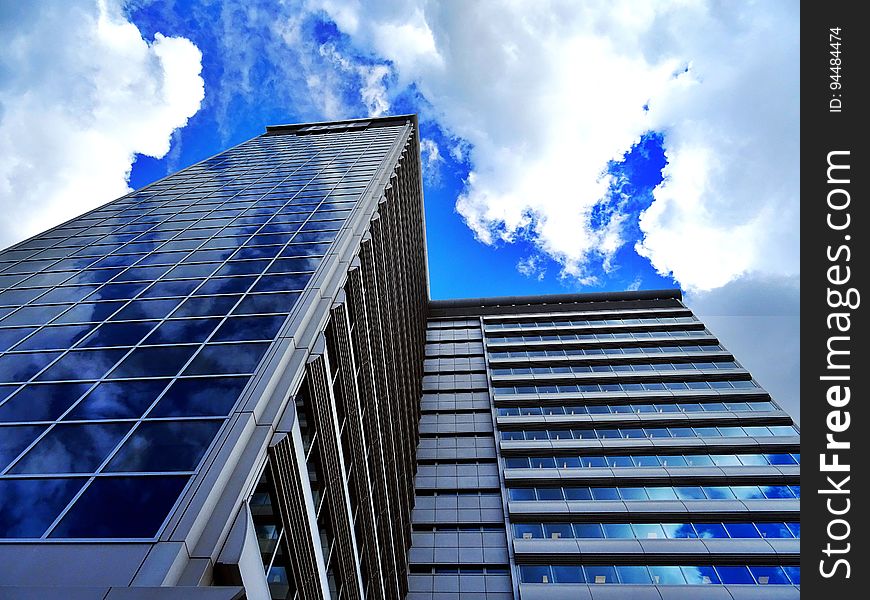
[0,116,799,599]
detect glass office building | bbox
[0,116,799,599]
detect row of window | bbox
[0,287,301,330]
[485,315,696,330]
[487,328,709,345]
[489,343,725,359]
[0,374,249,427]
[500,424,799,441]
[491,360,740,377]
[513,521,800,540]
[503,452,800,469]
[497,400,778,416]
[0,340,271,385]
[518,564,800,586]
[3,313,287,354]
[493,379,760,395]
[507,484,800,502]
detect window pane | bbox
[573,523,604,538]
[49,475,189,538]
[65,380,169,420]
[514,523,542,539]
[0,478,84,538]
[142,318,221,345]
[0,382,92,422]
[551,565,584,583]
[723,523,761,538]
[648,566,686,585]
[749,566,791,585]
[78,321,157,348]
[681,566,720,585]
[109,346,197,378]
[617,566,652,584]
[105,420,222,472]
[520,565,551,584]
[9,422,131,474]
[0,351,63,382]
[149,376,249,418]
[14,325,93,351]
[584,565,617,584]
[183,342,270,375]
[0,424,46,470]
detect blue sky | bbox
[0,0,800,420]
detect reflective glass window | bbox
[715,566,754,584]
[183,342,270,375]
[617,566,652,584]
[0,351,62,382]
[49,475,189,539]
[109,346,197,378]
[0,382,92,422]
[681,566,720,584]
[585,565,617,584]
[65,379,169,420]
[551,565,584,583]
[14,324,93,351]
[0,478,84,538]
[171,295,240,318]
[78,321,157,348]
[105,420,222,472]
[9,422,131,474]
[0,424,46,470]
[142,318,220,345]
[649,566,686,585]
[149,376,249,418]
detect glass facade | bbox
[409,296,800,600]
[0,123,404,541]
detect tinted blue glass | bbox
[172,295,241,317]
[786,522,800,537]
[184,342,270,375]
[52,301,124,324]
[114,265,172,282]
[0,382,92,422]
[0,478,84,538]
[109,346,197,378]
[65,380,169,420]
[231,245,282,260]
[674,486,705,500]
[49,475,189,539]
[78,321,157,348]
[193,276,255,295]
[105,419,222,472]
[250,273,312,293]
[0,351,62,382]
[110,298,182,321]
[618,487,647,500]
[681,566,720,584]
[756,522,793,538]
[723,523,760,538]
[13,324,93,351]
[694,523,729,538]
[602,524,633,538]
[32,285,100,304]
[509,488,536,501]
[520,565,551,584]
[551,566,585,583]
[215,260,271,276]
[649,566,686,585]
[514,523,542,538]
[536,487,563,500]
[715,566,754,584]
[584,565,617,584]
[142,318,220,345]
[267,257,321,273]
[165,262,220,279]
[1,304,71,326]
[591,487,619,500]
[0,326,38,351]
[783,566,800,584]
[0,424,46,470]
[0,287,48,306]
[10,422,131,474]
[645,487,677,500]
[149,376,249,417]
[36,349,126,381]
[140,279,204,298]
[573,523,604,538]
[62,268,125,285]
[617,566,652,584]
[86,281,150,301]
[280,242,330,257]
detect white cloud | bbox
[419,137,443,184]
[309,0,798,293]
[0,0,204,249]
[517,255,546,281]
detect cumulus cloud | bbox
[0,0,204,249]
[517,255,547,281]
[309,0,798,293]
